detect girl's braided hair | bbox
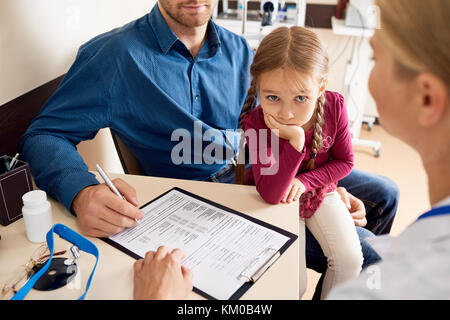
[235,26,329,184]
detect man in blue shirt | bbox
[22,0,252,236]
[22,0,398,298]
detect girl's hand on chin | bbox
[264,113,305,151]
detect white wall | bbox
[0,0,159,105]
[0,0,158,173]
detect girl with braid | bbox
[235,26,363,298]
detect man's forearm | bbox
[21,133,100,212]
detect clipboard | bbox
[102,187,298,300]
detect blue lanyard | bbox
[11,224,99,300]
[417,205,450,221]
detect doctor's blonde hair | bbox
[376,0,450,86]
[235,26,329,184]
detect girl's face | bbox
[258,68,325,130]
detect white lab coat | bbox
[326,196,450,300]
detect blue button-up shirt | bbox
[21,4,253,211]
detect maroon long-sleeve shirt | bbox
[243,91,354,218]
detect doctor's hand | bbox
[71,179,145,237]
[336,187,367,227]
[133,246,193,300]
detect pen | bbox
[96,164,139,223]
[9,153,19,171]
[96,164,125,200]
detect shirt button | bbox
[195,95,199,101]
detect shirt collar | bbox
[417,195,450,221]
[206,20,221,49]
[147,4,221,56]
[148,4,178,54]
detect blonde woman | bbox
[328,0,450,299]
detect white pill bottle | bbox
[22,190,53,243]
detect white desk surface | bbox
[0,173,306,300]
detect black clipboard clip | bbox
[239,247,280,283]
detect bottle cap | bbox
[22,190,47,209]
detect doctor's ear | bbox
[415,73,449,127]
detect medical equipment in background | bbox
[261,0,276,26]
[332,0,381,157]
[260,0,286,26]
[345,0,378,29]
[238,0,307,35]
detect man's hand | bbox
[72,178,145,237]
[336,187,367,227]
[282,178,306,203]
[133,246,193,300]
[263,113,305,152]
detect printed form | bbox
[109,189,291,300]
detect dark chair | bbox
[110,133,145,175]
[0,75,65,157]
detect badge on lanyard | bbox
[11,224,99,300]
